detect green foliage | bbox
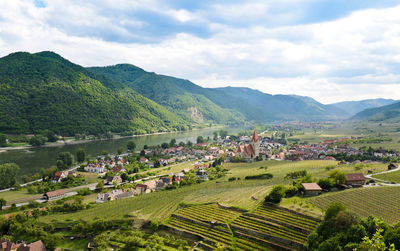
[0,198,6,210]
[244,173,273,180]
[329,170,347,185]
[0,52,187,135]
[196,136,205,143]
[0,163,19,189]
[76,148,86,163]
[324,202,347,221]
[127,140,136,151]
[265,185,286,204]
[56,152,73,170]
[45,130,58,142]
[0,133,6,147]
[29,135,47,146]
[285,170,307,179]
[318,177,335,190]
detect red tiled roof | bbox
[302,183,322,191]
[45,190,65,198]
[346,173,365,181]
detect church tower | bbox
[251,130,260,158]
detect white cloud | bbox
[0,0,400,103]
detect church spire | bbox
[252,130,259,142]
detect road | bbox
[364,167,400,187]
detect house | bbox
[182,168,191,174]
[346,173,365,187]
[51,171,68,183]
[84,165,105,173]
[159,159,168,166]
[388,163,398,170]
[139,157,148,163]
[96,189,134,203]
[0,239,46,251]
[43,190,65,200]
[111,165,125,173]
[104,176,122,185]
[195,169,208,181]
[302,183,322,196]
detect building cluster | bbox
[0,239,46,251]
[96,163,210,202]
[84,156,129,173]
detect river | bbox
[0,128,239,179]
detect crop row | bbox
[175,204,239,222]
[254,205,319,227]
[232,216,307,244]
[251,209,318,231]
[310,187,400,224]
[167,217,268,250]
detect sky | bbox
[1,0,400,104]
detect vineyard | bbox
[165,203,320,250]
[372,169,400,183]
[309,186,400,224]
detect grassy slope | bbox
[372,169,400,183]
[309,186,400,224]
[38,160,387,223]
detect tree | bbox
[265,185,286,203]
[161,142,169,149]
[0,133,6,147]
[325,202,346,220]
[0,163,19,189]
[169,138,176,147]
[187,141,193,147]
[140,149,146,156]
[117,147,124,155]
[96,181,104,191]
[196,136,204,144]
[219,129,228,139]
[29,135,46,146]
[76,148,86,163]
[329,170,346,185]
[358,219,396,251]
[127,140,136,152]
[46,130,58,142]
[56,152,74,170]
[0,198,6,210]
[213,131,218,140]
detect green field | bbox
[372,169,400,183]
[309,186,400,224]
[166,203,319,250]
[38,160,389,224]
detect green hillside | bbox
[0,52,187,135]
[328,98,397,116]
[217,87,346,120]
[88,64,245,124]
[351,101,400,122]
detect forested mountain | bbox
[88,64,246,124]
[88,65,348,122]
[0,52,187,135]
[351,101,400,122]
[328,99,397,116]
[216,87,347,120]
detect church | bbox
[236,130,260,161]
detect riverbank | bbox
[0,126,223,152]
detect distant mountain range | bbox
[350,101,400,122]
[328,99,397,116]
[0,51,398,135]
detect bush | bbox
[228,177,237,182]
[245,173,273,180]
[265,185,286,204]
[318,178,335,190]
[285,185,298,197]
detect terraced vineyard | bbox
[165,203,320,250]
[309,186,400,224]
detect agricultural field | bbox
[166,203,319,250]
[309,186,400,224]
[372,169,400,183]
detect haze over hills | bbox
[328,99,397,116]
[351,101,400,122]
[1,51,399,136]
